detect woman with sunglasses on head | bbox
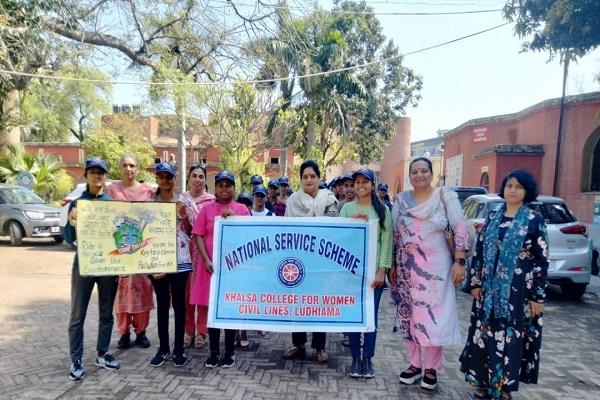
[180,164,215,350]
[106,154,155,351]
[148,163,194,368]
[340,168,392,379]
[191,170,250,368]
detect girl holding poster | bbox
[191,170,250,368]
[180,164,214,350]
[107,154,155,351]
[149,162,193,368]
[340,168,392,379]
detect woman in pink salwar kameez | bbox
[106,154,155,349]
[390,157,469,391]
[180,164,214,349]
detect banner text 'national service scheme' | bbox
[76,200,177,276]
[208,217,377,332]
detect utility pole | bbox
[178,108,187,193]
[553,56,569,196]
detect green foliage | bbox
[0,143,68,201]
[21,66,111,142]
[0,0,66,145]
[195,81,276,191]
[82,116,155,181]
[254,1,422,166]
[504,0,600,59]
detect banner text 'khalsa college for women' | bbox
[208,217,377,332]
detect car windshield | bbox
[0,187,45,204]
[529,202,576,224]
[481,201,576,224]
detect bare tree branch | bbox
[41,16,156,70]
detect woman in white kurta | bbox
[390,157,469,390]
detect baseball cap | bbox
[267,179,280,188]
[341,172,355,183]
[155,162,177,177]
[237,192,253,205]
[278,176,289,186]
[352,168,375,182]
[377,182,389,192]
[85,157,109,173]
[216,170,236,184]
[253,185,268,196]
[250,175,263,185]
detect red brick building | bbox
[442,91,600,222]
[23,113,295,190]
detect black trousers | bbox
[208,328,236,356]
[292,332,326,351]
[150,271,189,356]
[68,262,118,361]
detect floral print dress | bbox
[459,208,549,398]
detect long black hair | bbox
[371,190,387,230]
[354,169,387,230]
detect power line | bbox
[0,22,511,87]
[223,1,504,15]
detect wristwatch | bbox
[456,258,466,266]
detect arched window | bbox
[582,127,600,192]
[479,172,490,191]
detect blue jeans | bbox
[349,285,384,359]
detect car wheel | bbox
[54,236,64,244]
[592,250,599,276]
[560,282,587,300]
[9,221,24,246]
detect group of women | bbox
[66,154,549,400]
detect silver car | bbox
[0,184,63,246]
[462,194,592,300]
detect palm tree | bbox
[0,144,64,201]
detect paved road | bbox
[1,238,599,400]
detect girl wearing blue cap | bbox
[191,170,250,368]
[340,168,392,378]
[148,163,193,368]
[65,157,120,380]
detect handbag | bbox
[439,189,456,260]
[439,189,472,293]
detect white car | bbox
[462,194,592,300]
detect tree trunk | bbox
[305,119,316,158]
[1,90,22,148]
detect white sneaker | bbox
[95,353,120,370]
[69,359,85,380]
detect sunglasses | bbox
[157,174,175,181]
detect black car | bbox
[448,186,488,204]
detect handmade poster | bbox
[208,216,377,332]
[76,200,177,276]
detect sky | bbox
[111,0,600,142]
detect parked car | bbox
[462,194,592,300]
[448,186,488,204]
[0,184,63,246]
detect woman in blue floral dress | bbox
[459,170,549,399]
